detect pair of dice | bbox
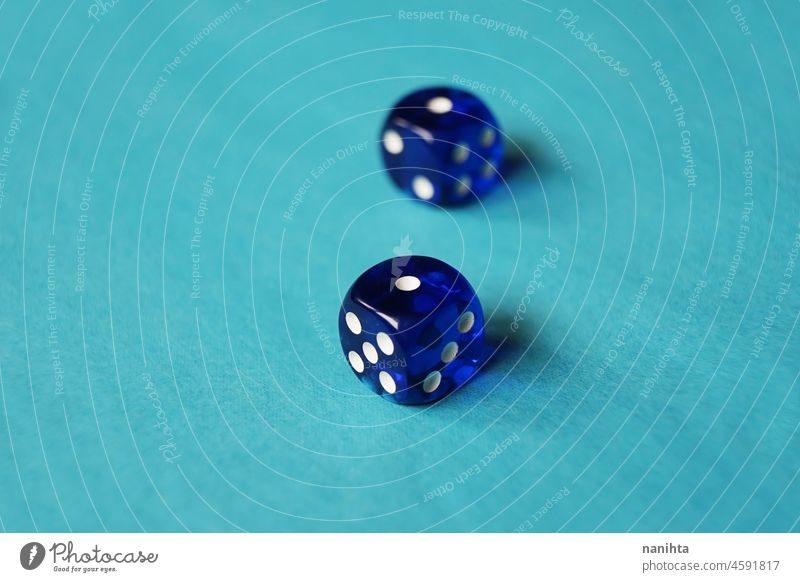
[338,87,503,405]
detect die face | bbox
[338,305,408,400]
[339,256,486,404]
[380,87,504,205]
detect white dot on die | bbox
[456,175,471,196]
[379,371,396,394]
[458,311,475,333]
[427,96,453,114]
[423,371,442,393]
[395,276,421,291]
[452,142,469,163]
[382,130,403,154]
[481,128,496,147]
[345,312,362,334]
[481,162,495,177]
[362,341,378,364]
[376,332,394,355]
[412,175,434,200]
[441,341,459,363]
[348,351,364,373]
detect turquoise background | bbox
[0,0,798,532]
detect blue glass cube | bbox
[339,256,486,404]
[380,87,504,205]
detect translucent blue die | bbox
[339,256,486,404]
[380,87,504,204]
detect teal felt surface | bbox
[0,0,798,532]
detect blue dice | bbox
[339,256,486,404]
[380,87,504,204]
